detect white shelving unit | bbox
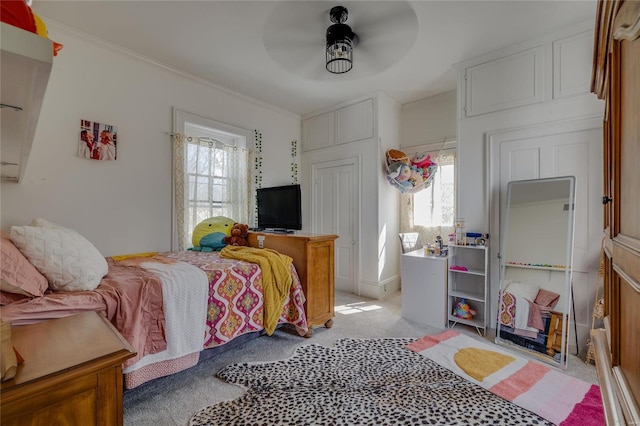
[1,22,53,183]
[447,244,488,335]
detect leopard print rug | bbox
[190,338,552,425]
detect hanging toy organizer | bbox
[383,139,445,194]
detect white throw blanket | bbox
[513,293,539,333]
[123,261,208,374]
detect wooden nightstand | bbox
[0,311,135,426]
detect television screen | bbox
[257,184,302,230]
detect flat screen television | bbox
[256,184,302,231]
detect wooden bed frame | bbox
[591,1,640,424]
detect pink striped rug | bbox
[407,330,604,426]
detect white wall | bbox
[377,93,402,297]
[400,90,457,147]
[456,21,605,348]
[0,23,300,256]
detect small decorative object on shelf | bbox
[454,218,466,245]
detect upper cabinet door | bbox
[301,112,334,152]
[552,30,594,100]
[464,46,545,117]
[301,97,375,152]
[335,98,374,145]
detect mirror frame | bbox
[495,176,576,368]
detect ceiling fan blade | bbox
[263,1,419,79]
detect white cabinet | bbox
[301,97,375,152]
[464,46,545,117]
[301,112,333,152]
[552,30,594,100]
[335,98,374,145]
[447,244,488,335]
[1,22,53,183]
[457,23,594,118]
[401,250,448,328]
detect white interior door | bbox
[488,118,602,347]
[312,157,359,293]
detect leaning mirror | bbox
[495,176,575,368]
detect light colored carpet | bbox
[123,290,598,425]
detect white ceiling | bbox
[33,0,598,116]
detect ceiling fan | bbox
[263,1,419,80]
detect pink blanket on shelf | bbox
[407,330,604,426]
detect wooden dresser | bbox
[248,232,338,337]
[0,311,135,426]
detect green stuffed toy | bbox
[189,216,235,252]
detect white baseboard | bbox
[358,275,400,300]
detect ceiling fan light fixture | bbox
[326,6,356,74]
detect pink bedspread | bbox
[99,258,166,367]
[0,258,167,369]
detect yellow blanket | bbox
[220,246,293,335]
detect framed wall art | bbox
[79,119,117,161]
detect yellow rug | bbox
[453,347,515,381]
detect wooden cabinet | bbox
[248,232,338,336]
[447,244,488,335]
[591,1,640,424]
[0,312,135,426]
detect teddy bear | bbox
[223,223,249,247]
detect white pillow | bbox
[504,281,539,302]
[30,218,67,229]
[10,223,108,292]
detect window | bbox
[173,109,252,250]
[401,146,456,246]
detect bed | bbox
[0,223,308,389]
[497,281,560,358]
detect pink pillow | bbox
[0,231,48,297]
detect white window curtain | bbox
[400,149,456,247]
[173,133,250,250]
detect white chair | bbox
[398,232,423,253]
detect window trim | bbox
[172,108,252,250]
